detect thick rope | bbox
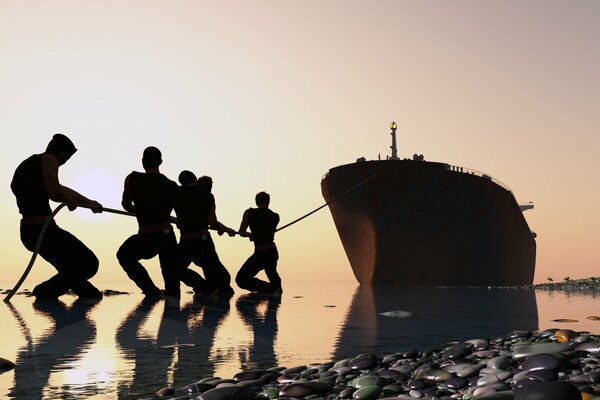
[4,203,68,302]
[275,174,376,232]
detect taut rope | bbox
[276,174,376,232]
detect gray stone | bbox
[234,370,278,382]
[575,342,600,354]
[0,357,16,371]
[524,369,558,382]
[339,387,356,398]
[512,343,570,359]
[198,386,254,400]
[476,391,515,399]
[477,371,511,386]
[445,376,468,390]
[445,363,484,378]
[349,357,377,371]
[514,381,581,400]
[487,356,512,370]
[278,381,332,398]
[520,353,565,372]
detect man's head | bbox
[46,134,77,165]
[198,175,213,192]
[255,191,270,207]
[142,146,162,169]
[178,170,197,186]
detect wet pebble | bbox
[0,357,16,371]
[514,381,581,400]
[160,328,600,400]
[198,386,255,400]
[278,381,331,397]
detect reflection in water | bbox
[334,285,539,359]
[116,294,232,398]
[5,284,597,399]
[235,293,280,369]
[10,298,99,399]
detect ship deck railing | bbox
[445,164,512,193]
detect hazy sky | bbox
[1,0,598,289]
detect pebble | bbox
[0,357,16,371]
[138,328,600,400]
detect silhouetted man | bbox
[11,134,103,299]
[117,146,179,297]
[236,192,281,294]
[174,170,235,295]
[197,175,213,192]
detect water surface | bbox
[1,282,599,399]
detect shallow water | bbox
[0,282,599,399]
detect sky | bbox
[1,0,599,290]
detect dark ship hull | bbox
[321,160,536,286]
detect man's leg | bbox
[263,247,282,293]
[235,251,272,293]
[200,238,233,294]
[177,239,212,294]
[158,231,180,298]
[117,233,161,296]
[22,223,101,299]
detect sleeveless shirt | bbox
[129,171,177,226]
[248,208,280,246]
[11,154,52,217]
[173,185,215,233]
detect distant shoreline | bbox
[509,276,600,294]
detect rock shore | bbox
[510,277,600,294]
[152,328,600,400]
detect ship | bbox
[321,122,536,286]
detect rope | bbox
[4,175,374,302]
[4,203,68,302]
[275,174,376,232]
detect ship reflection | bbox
[9,298,99,399]
[333,285,539,360]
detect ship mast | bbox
[389,121,399,160]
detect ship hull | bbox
[321,160,536,286]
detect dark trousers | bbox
[177,236,233,294]
[117,230,179,297]
[20,221,102,299]
[235,246,281,293]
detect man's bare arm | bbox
[237,209,252,239]
[41,154,102,212]
[208,207,236,236]
[121,175,136,214]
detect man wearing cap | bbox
[117,146,180,298]
[11,134,104,300]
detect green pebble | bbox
[352,376,387,389]
[305,395,321,400]
[318,371,337,378]
[262,387,279,399]
[382,384,402,395]
[352,385,382,400]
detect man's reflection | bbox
[235,293,280,369]
[116,294,232,397]
[10,298,99,399]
